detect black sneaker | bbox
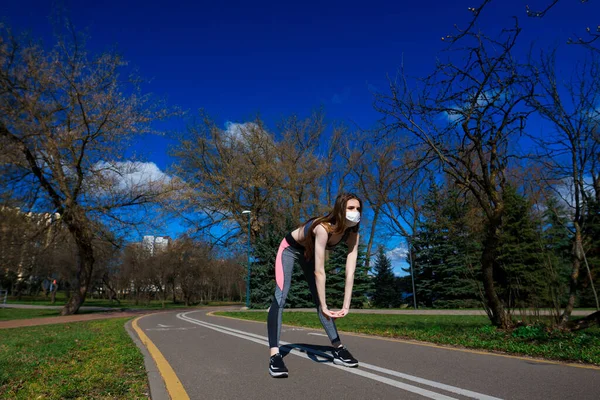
[269,353,289,378]
[332,345,359,367]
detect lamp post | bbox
[241,210,251,308]
[407,237,418,310]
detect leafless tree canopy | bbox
[0,25,174,314]
[170,110,350,245]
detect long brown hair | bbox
[303,193,362,259]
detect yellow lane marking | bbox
[206,310,600,371]
[132,315,190,400]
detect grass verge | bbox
[0,308,106,321]
[217,311,600,365]
[4,294,241,310]
[0,318,148,399]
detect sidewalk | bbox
[0,308,154,329]
[1,304,592,329]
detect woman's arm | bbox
[313,224,336,318]
[338,231,359,317]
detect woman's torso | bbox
[290,219,350,250]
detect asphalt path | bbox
[136,308,600,400]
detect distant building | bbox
[142,235,171,256]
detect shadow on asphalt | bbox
[280,343,334,364]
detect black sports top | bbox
[285,218,351,252]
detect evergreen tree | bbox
[351,244,372,309]
[372,246,399,308]
[580,198,600,307]
[496,185,547,309]
[412,180,482,308]
[249,218,316,309]
[436,189,482,309]
[324,243,372,309]
[540,197,572,308]
[249,224,282,308]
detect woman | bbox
[267,193,362,378]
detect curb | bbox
[125,319,171,400]
[130,314,190,400]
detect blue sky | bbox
[2,0,598,274]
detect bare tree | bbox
[375,22,533,328]
[445,0,598,50]
[0,25,173,314]
[170,111,334,246]
[347,131,419,268]
[527,49,600,325]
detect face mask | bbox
[345,211,361,227]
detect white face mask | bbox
[345,211,361,227]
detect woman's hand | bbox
[321,306,337,320]
[329,307,349,318]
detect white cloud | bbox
[94,161,171,191]
[386,243,408,263]
[553,175,595,211]
[224,121,260,142]
[441,90,504,123]
[443,109,463,122]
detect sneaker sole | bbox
[333,358,359,368]
[269,369,289,378]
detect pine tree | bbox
[496,185,547,309]
[579,198,600,307]
[351,244,372,309]
[324,243,372,309]
[249,225,281,308]
[540,197,572,309]
[372,246,399,308]
[413,180,482,308]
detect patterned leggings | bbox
[267,237,341,349]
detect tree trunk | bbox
[364,207,380,270]
[103,275,120,305]
[566,310,600,331]
[60,209,95,316]
[481,222,511,328]
[560,225,583,327]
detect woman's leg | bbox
[267,239,298,355]
[299,258,341,347]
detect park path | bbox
[0,304,591,330]
[135,308,600,400]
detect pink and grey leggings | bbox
[267,236,341,349]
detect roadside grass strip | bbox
[0,308,63,320]
[0,308,105,321]
[216,311,600,366]
[0,318,148,399]
[178,311,502,400]
[3,294,241,309]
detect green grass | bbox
[5,294,242,309]
[0,308,65,320]
[217,311,600,365]
[0,318,148,399]
[0,307,110,321]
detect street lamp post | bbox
[241,210,251,308]
[407,237,418,310]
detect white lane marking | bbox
[157,324,173,328]
[307,333,328,337]
[179,313,502,400]
[178,312,502,400]
[177,313,455,400]
[146,327,198,331]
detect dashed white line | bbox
[177,311,503,400]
